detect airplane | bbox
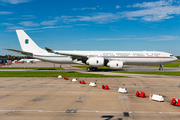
[18,59,41,63]
[4,30,177,71]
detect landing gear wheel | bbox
[87,67,92,72]
[92,67,97,71]
[159,64,163,71]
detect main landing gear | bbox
[86,67,98,72]
[159,64,163,71]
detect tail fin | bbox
[16,30,46,53]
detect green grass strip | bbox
[136,60,180,68]
[72,66,129,69]
[0,71,124,77]
[73,60,180,68]
[72,66,109,69]
[0,67,63,70]
[112,71,180,76]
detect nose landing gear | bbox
[159,64,163,71]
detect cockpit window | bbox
[170,55,174,57]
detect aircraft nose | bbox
[174,56,178,61]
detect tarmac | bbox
[0,62,180,120]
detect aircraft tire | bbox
[92,67,96,71]
[87,67,92,72]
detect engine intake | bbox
[107,61,123,69]
[86,57,104,67]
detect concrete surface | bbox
[0,62,180,119]
[0,77,180,120]
[2,62,180,72]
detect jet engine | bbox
[107,61,123,69]
[86,57,104,67]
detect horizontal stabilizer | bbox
[4,48,33,56]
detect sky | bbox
[0,0,180,56]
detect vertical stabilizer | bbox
[16,30,46,53]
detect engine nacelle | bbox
[107,61,123,69]
[86,57,104,67]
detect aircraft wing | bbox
[45,47,87,60]
[4,48,33,56]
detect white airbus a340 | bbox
[5,30,177,71]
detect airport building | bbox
[0,58,7,64]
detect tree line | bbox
[0,55,33,61]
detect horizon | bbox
[0,0,180,56]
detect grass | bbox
[0,67,64,70]
[136,60,180,68]
[73,60,180,68]
[72,66,109,69]
[72,65,129,69]
[0,71,124,77]
[112,71,180,76]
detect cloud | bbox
[7,26,24,30]
[116,5,120,9]
[123,0,180,21]
[1,23,13,25]
[8,15,36,20]
[82,38,129,41]
[60,0,180,23]
[1,0,32,4]
[40,20,58,25]
[82,35,179,41]
[132,0,171,8]
[72,7,96,11]
[122,5,180,21]
[0,11,12,15]
[75,24,89,26]
[131,35,179,41]
[7,25,72,31]
[22,15,37,19]
[61,13,121,23]
[38,25,72,30]
[19,21,39,27]
[126,5,131,8]
[148,35,179,41]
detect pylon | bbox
[149,92,152,101]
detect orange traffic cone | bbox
[149,92,152,101]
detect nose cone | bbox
[173,56,178,61]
